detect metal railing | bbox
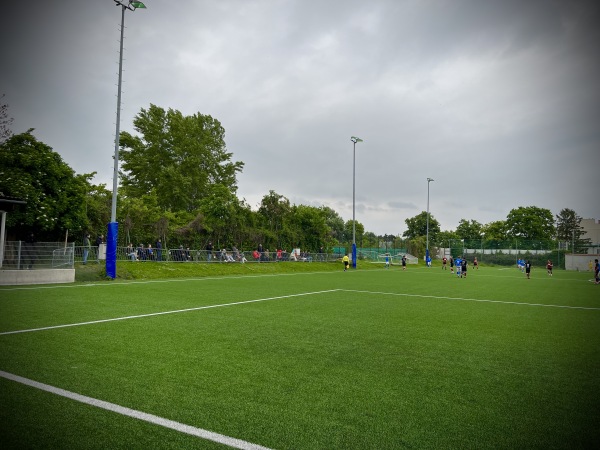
[70,247,346,264]
[1,243,360,269]
[1,242,75,270]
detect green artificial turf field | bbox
[1,265,599,449]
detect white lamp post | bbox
[351,136,362,269]
[107,0,146,279]
[426,177,434,266]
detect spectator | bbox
[127,243,137,261]
[206,241,213,262]
[147,244,154,261]
[156,239,163,261]
[83,233,91,265]
[137,243,145,261]
[232,246,241,261]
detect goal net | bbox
[377,253,418,265]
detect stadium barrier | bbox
[1,241,75,270]
[67,247,412,265]
[68,247,347,264]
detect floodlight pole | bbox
[351,136,362,269]
[107,0,146,279]
[426,177,434,265]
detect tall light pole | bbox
[351,136,363,269]
[107,0,147,279]
[426,177,434,266]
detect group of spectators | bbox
[86,237,320,263]
[126,240,163,261]
[82,233,105,265]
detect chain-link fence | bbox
[436,239,600,269]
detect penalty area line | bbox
[341,289,600,311]
[0,370,272,450]
[0,289,342,336]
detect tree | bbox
[258,190,291,242]
[435,230,460,247]
[363,231,378,249]
[119,104,244,213]
[285,205,330,251]
[0,131,89,239]
[82,177,112,240]
[481,220,508,241]
[118,192,166,246]
[0,94,13,144]
[344,220,365,246]
[198,184,246,247]
[555,208,591,252]
[320,206,345,245]
[455,219,483,240]
[505,206,554,242]
[403,211,440,241]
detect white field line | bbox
[0,289,341,336]
[0,270,340,292]
[0,370,272,450]
[341,289,600,311]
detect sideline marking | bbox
[342,289,600,310]
[0,370,272,450]
[0,289,341,336]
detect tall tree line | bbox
[0,104,592,254]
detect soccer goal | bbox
[376,253,393,265]
[377,253,418,265]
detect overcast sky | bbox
[3,0,599,236]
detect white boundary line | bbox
[0,289,341,336]
[0,370,272,450]
[341,289,600,310]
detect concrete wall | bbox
[564,254,599,272]
[0,269,75,286]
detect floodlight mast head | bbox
[114,0,146,11]
[351,136,363,144]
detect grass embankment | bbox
[75,260,382,282]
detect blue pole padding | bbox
[352,243,357,269]
[106,222,118,279]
